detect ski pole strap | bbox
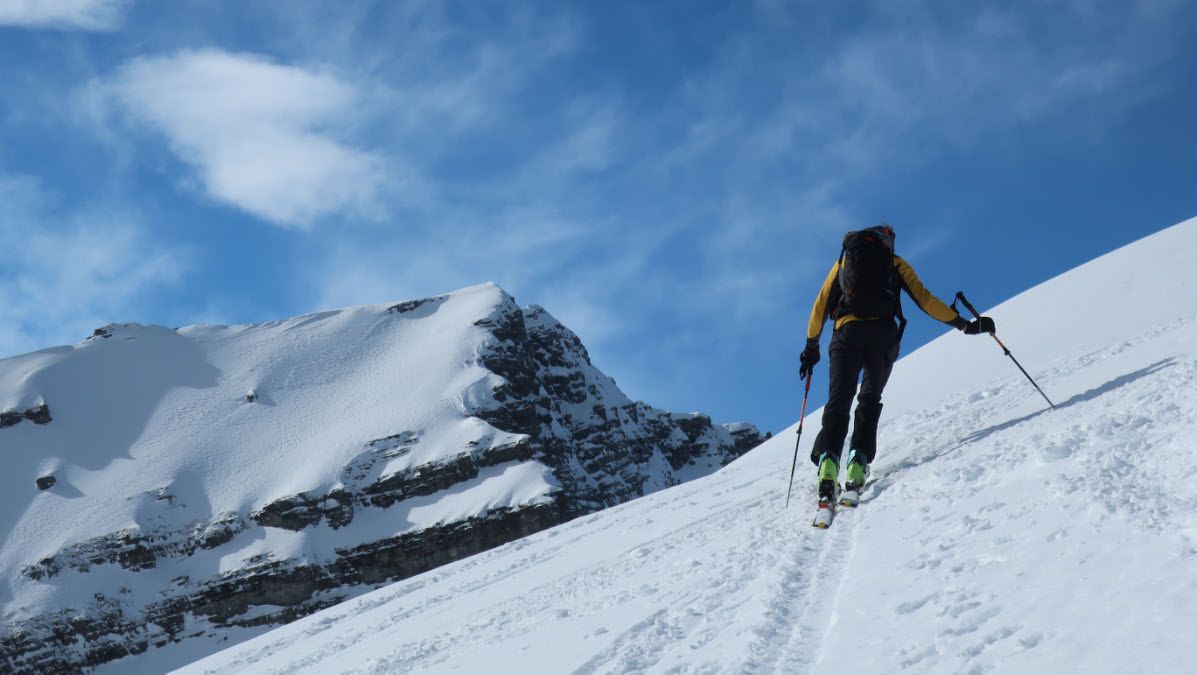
[953,291,982,319]
[956,291,1006,349]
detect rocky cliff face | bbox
[0,287,762,674]
[475,303,763,515]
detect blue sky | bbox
[2,0,1195,434]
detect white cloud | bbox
[0,0,129,31]
[106,49,387,229]
[0,173,186,357]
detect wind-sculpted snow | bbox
[0,283,762,674]
[180,217,1197,674]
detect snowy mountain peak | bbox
[0,284,762,674]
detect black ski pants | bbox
[809,318,900,467]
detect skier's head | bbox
[871,222,895,250]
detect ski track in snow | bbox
[765,506,857,674]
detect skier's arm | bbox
[894,257,966,327]
[806,261,841,340]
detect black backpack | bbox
[832,229,902,321]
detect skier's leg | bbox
[809,326,865,466]
[849,320,900,465]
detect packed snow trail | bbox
[173,218,1197,675]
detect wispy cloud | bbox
[640,0,1186,313]
[745,1,1180,169]
[274,5,644,329]
[0,173,186,357]
[298,0,1188,359]
[0,0,129,31]
[103,49,387,229]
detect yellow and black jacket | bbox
[807,256,962,341]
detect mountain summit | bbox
[0,282,761,673]
[182,217,1197,675]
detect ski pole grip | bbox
[954,291,982,319]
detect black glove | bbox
[964,316,996,335]
[799,339,820,380]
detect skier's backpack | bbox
[833,228,902,322]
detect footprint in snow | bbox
[895,594,936,615]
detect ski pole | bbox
[784,372,814,508]
[954,291,1056,411]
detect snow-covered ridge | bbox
[0,282,762,673]
[180,217,1197,674]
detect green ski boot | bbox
[813,454,839,528]
[840,450,869,508]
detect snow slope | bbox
[0,284,528,574]
[181,217,1197,674]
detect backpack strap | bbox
[892,259,907,342]
[828,247,846,321]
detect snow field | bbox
[180,217,1197,674]
[179,311,1197,674]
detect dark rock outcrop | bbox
[3,502,567,674]
[21,512,247,581]
[472,303,763,516]
[0,403,52,429]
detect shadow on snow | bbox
[867,358,1177,502]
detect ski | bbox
[812,470,840,528]
[839,487,861,508]
[811,500,835,528]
